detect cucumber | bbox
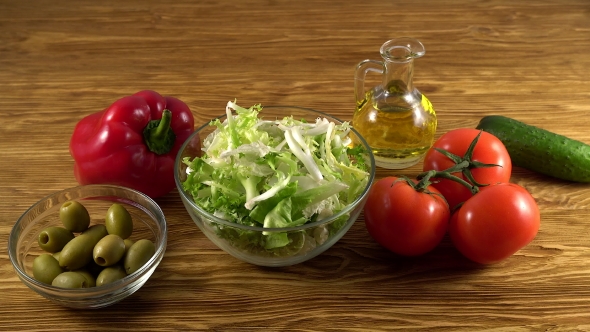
[476,115,590,183]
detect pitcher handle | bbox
[354,59,384,105]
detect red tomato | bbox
[423,128,512,210]
[364,176,450,256]
[449,183,540,264]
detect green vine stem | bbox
[395,131,505,209]
[416,164,479,195]
[429,131,501,188]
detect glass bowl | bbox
[8,184,167,309]
[175,105,375,267]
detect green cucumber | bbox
[476,115,590,183]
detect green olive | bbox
[32,254,64,285]
[123,239,135,255]
[38,226,75,253]
[52,251,61,261]
[72,269,96,287]
[51,271,88,288]
[96,265,127,287]
[59,224,108,270]
[123,239,155,275]
[93,234,126,267]
[59,200,90,233]
[105,203,133,239]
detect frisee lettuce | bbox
[182,101,369,255]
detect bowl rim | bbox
[8,184,168,295]
[174,105,376,232]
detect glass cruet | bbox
[353,37,436,169]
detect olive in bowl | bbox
[8,184,167,309]
[174,105,375,267]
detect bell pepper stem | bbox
[152,110,172,140]
[143,109,176,155]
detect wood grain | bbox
[2,0,590,330]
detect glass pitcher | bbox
[353,37,436,169]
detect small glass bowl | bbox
[8,184,167,309]
[175,106,375,267]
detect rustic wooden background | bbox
[1,0,590,330]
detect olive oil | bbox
[353,37,436,169]
[352,87,436,169]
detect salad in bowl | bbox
[175,101,375,266]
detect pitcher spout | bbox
[380,37,425,62]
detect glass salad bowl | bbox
[175,104,376,267]
[8,185,167,309]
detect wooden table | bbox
[2,0,590,330]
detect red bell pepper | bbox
[70,90,195,198]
